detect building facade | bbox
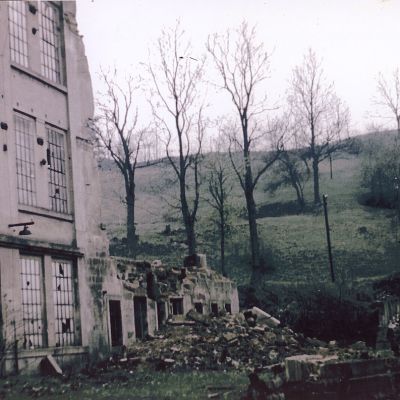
[0,0,239,375]
[0,0,109,373]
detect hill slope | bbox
[98,132,400,285]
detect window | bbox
[14,115,70,213]
[224,304,232,314]
[211,303,219,315]
[52,260,76,347]
[8,1,28,67]
[39,2,61,83]
[8,1,64,84]
[47,127,68,213]
[171,298,183,315]
[20,256,45,349]
[15,113,36,206]
[20,255,79,350]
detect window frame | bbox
[19,254,81,351]
[51,258,78,347]
[39,1,63,84]
[14,112,37,207]
[47,125,69,214]
[20,254,47,350]
[8,1,29,68]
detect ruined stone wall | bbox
[112,257,239,322]
[187,270,240,315]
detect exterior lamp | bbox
[8,221,34,236]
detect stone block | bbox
[285,354,338,382]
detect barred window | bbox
[15,113,36,206]
[39,2,61,83]
[52,260,76,347]
[8,1,28,67]
[20,256,45,349]
[47,127,68,213]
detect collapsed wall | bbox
[86,254,239,358]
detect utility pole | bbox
[322,194,335,282]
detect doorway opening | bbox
[109,300,123,347]
[134,296,148,339]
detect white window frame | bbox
[39,2,62,84]
[47,126,69,214]
[52,259,77,347]
[15,113,37,207]
[20,255,46,349]
[8,1,29,68]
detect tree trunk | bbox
[242,115,262,286]
[186,217,196,255]
[179,174,196,255]
[126,176,137,257]
[246,189,262,286]
[293,181,305,211]
[220,210,226,277]
[312,157,320,204]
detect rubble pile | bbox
[126,308,331,372]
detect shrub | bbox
[360,142,400,209]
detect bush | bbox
[360,142,400,209]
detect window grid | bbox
[40,2,61,83]
[8,1,28,67]
[52,260,76,347]
[21,256,45,349]
[47,128,68,213]
[15,114,36,206]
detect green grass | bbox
[2,370,248,399]
[99,133,400,286]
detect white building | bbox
[0,0,108,374]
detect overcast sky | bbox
[75,0,400,133]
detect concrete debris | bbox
[126,309,324,372]
[186,309,211,326]
[250,307,280,328]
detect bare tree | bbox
[148,22,205,255]
[93,70,147,256]
[375,68,400,136]
[362,68,400,211]
[208,22,282,284]
[206,150,233,277]
[289,49,350,205]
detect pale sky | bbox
[75,0,400,133]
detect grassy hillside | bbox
[98,132,400,285]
